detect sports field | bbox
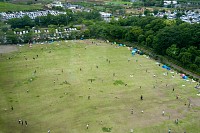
[0,39,199,133]
[0,2,43,12]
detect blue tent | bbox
[162,65,167,68]
[162,65,171,70]
[133,48,137,52]
[132,50,135,53]
[131,51,135,56]
[119,44,123,46]
[167,67,171,70]
[182,76,188,79]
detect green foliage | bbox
[166,44,179,59]
[138,35,145,44]
[8,15,35,29]
[6,30,18,44]
[194,56,200,67]
[153,9,159,15]
[0,2,42,12]
[1,26,8,32]
[144,9,150,16]
[102,127,112,132]
[113,80,125,85]
[125,26,143,42]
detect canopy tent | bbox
[180,74,188,79]
[182,75,188,79]
[119,44,126,47]
[162,65,171,70]
[180,74,185,77]
[131,50,135,56]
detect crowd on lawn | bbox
[7,40,199,133]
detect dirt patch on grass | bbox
[0,45,18,53]
[190,98,200,107]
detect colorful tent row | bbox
[119,44,126,47]
[131,48,143,56]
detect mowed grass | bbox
[0,2,43,12]
[0,39,199,133]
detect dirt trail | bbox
[0,45,18,53]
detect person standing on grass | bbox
[162,110,165,116]
[176,95,179,99]
[130,129,133,133]
[141,95,143,100]
[25,120,27,126]
[86,124,89,129]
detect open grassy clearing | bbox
[0,2,43,12]
[0,39,199,133]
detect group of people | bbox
[18,119,28,126]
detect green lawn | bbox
[105,1,132,6]
[0,2,43,12]
[0,39,199,133]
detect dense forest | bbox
[2,10,200,75]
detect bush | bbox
[113,80,125,85]
[102,127,112,132]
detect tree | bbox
[144,9,150,16]
[195,56,200,67]
[166,44,179,59]
[176,12,182,18]
[6,31,18,44]
[83,29,91,38]
[8,15,34,29]
[179,52,192,65]
[153,9,159,15]
[189,64,198,71]
[21,15,35,28]
[146,37,151,47]
[138,35,145,44]
[145,30,154,38]
[145,35,154,47]
[23,32,33,43]
[0,31,5,44]
[153,26,177,55]
[125,26,143,42]
[147,18,165,32]
[1,26,8,32]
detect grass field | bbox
[0,2,43,12]
[0,39,199,133]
